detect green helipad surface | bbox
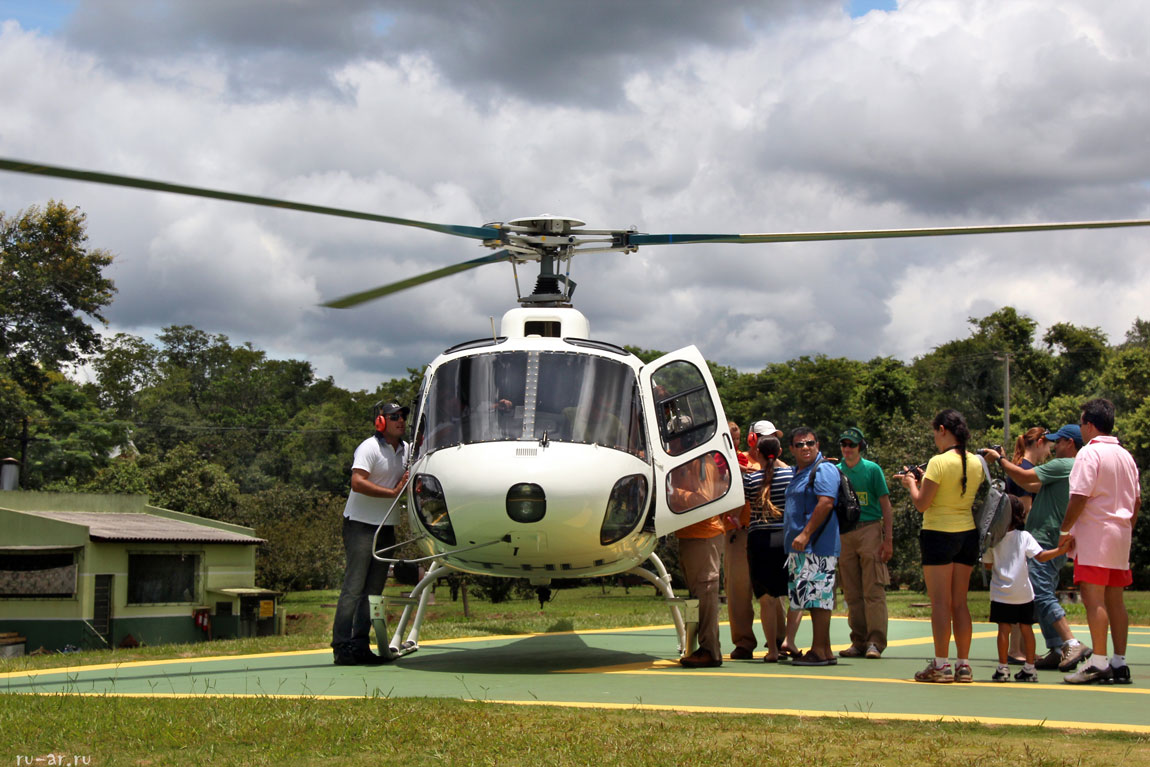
[4,618,1148,733]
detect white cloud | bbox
[2,1,1149,392]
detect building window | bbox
[127,553,199,604]
[0,552,77,598]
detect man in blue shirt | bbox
[784,426,841,666]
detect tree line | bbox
[3,202,1148,591]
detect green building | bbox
[0,492,280,653]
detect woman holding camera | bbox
[898,409,983,683]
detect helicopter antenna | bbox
[490,316,497,341]
[511,261,523,301]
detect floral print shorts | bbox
[786,552,838,611]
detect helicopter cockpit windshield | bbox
[420,351,647,458]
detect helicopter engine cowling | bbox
[408,442,655,579]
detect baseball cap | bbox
[1044,424,1082,449]
[376,401,410,418]
[749,420,783,439]
[839,427,866,445]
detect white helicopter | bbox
[4,158,1150,660]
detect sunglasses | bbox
[792,439,817,448]
[840,440,858,447]
[385,413,406,421]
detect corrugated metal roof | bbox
[21,512,264,545]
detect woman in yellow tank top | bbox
[898,409,983,683]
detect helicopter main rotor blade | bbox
[323,250,515,308]
[0,157,500,241]
[627,219,1150,247]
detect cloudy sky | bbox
[2,0,1149,391]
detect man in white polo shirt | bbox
[331,401,410,666]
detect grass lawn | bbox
[4,585,1149,765]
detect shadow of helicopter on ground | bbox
[394,625,661,675]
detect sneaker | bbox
[838,645,865,658]
[1064,662,1113,685]
[1058,642,1093,672]
[1034,648,1062,670]
[914,661,954,683]
[1111,664,1132,685]
[991,667,1011,682]
[955,664,973,683]
[1014,668,1038,683]
[730,646,754,660]
[865,643,882,659]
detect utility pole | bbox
[19,416,28,489]
[1000,353,1011,449]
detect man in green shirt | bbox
[835,427,893,659]
[984,424,1091,671]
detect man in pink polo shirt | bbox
[1060,398,1140,685]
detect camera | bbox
[894,462,926,480]
[976,444,1004,457]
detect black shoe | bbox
[352,647,391,666]
[333,649,359,666]
[334,646,391,666]
[679,649,722,668]
[730,646,754,660]
[1111,664,1132,685]
[1034,648,1061,670]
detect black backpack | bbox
[807,458,862,540]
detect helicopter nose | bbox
[506,482,546,523]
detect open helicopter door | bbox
[639,345,745,537]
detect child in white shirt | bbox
[982,495,1072,682]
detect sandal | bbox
[792,650,834,667]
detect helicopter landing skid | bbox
[369,561,445,660]
[623,553,694,657]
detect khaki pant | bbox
[837,521,890,651]
[723,528,756,653]
[679,534,723,660]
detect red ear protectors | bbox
[747,431,758,448]
[375,414,387,431]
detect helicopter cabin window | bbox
[650,361,717,456]
[666,451,732,514]
[420,351,646,458]
[534,353,645,456]
[422,352,528,451]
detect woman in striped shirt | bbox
[743,421,798,662]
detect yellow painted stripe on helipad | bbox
[12,691,1150,734]
[0,624,679,681]
[560,663,1150,693]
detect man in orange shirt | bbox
[673,456,729,668]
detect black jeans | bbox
[331,519,395,651]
